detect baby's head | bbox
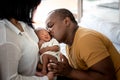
[35,28,51,42]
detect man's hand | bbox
[47,54,73,77]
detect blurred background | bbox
[32,0,120,55]
[33,0,119,28]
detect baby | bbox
[35,28,61,76]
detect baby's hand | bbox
[39,47,48,54]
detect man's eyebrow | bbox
[46,22,50,26]
[46,22,50,29]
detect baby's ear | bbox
[34,30,37,33]
[34,30,39,36]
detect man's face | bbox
[45,15,67,43]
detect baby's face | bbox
[38,30,51,42]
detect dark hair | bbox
[0,0,41,28]
[49,8,77,24]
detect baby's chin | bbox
[45,39,51,42]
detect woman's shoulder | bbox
[0,19,6,26]
[0,19,7,43]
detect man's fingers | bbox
[48,63,57,71]
[60,54,68,63]
[47,62,60,75]
[49,59,58,63]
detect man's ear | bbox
[63,17,70,27]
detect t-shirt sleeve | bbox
[79,34,110,68]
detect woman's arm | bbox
[0,42,49,80]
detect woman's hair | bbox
[0,0,41,28]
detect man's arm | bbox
[48,55,116,80]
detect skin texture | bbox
[45,9,116,80]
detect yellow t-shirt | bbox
[66,27,120,80]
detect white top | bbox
[0,19,48,80]
[41,38,60,49]
[40,38,60,62]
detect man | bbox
[46,8,120,80]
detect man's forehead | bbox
[46,15,57,23]
[46,12,61,24]
[45,17,52,24]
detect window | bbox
[33,0,81,29]
[82,0,119,23]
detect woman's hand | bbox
[47,54,73,77]
[47,72,56,80]
[35,71,55,80]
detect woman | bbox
[0,0,54,80]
